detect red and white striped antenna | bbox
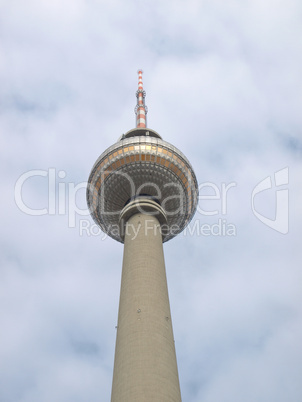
[135,69,148,128]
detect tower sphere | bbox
[87,127,198,243]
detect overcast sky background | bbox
[1,0,302,401]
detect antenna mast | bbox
[135,69,148,128]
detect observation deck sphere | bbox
[87,128,198,243]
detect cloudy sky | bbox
[1,0,302,401]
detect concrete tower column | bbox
[111,200,182,402]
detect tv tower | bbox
[87,71,198,401]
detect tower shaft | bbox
[111,213,182,402]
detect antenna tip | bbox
[137,69,143,75]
